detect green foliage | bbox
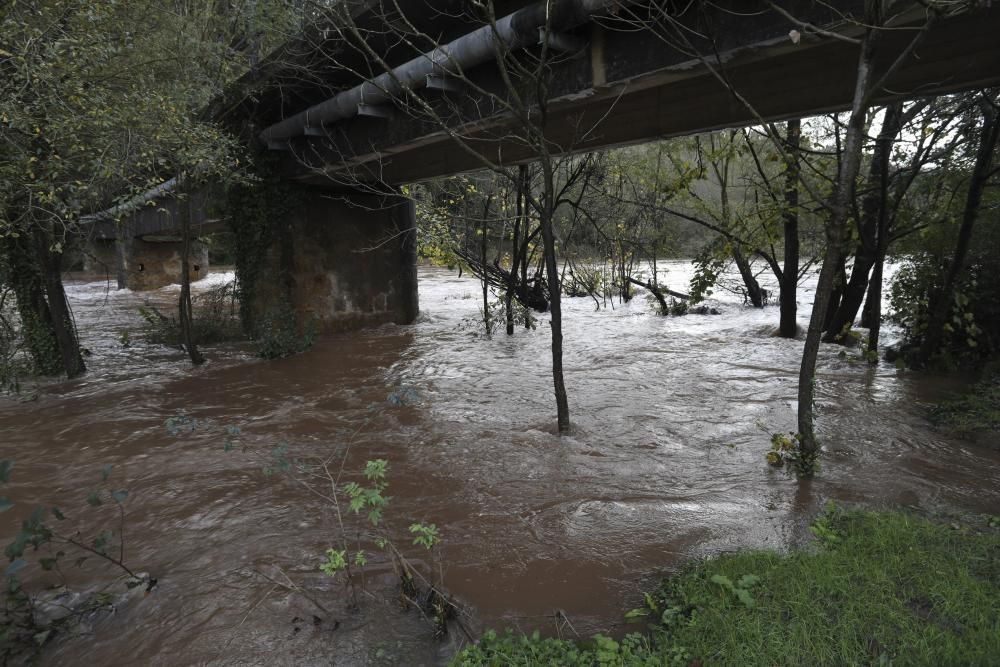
[688,250,726,305]
[319,549,348,577]
[890,178,1000,367]
[889,255,992,366]
[345,459,390,527]
[451,629,681,667]
[409,523,441,550]
[708,573,760,608]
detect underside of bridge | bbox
[235,0,1000,185]
[94,1,1000,331]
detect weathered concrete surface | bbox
[253,188,418,332]
[124,239,209,291]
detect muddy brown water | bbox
[1,262,998,666]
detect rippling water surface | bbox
[1,262,997,666]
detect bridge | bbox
[86,0,1000,331]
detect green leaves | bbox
[346,460,390,526]
[319,548,347,577]
[710,572,760,608]
[364,459,388,482]
[409,523,441,550]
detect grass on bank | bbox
[451,506,1000,666]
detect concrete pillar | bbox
[254,187,419,332]
[123,237,209,291]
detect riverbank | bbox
[451,506,1000,666]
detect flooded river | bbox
[1,262,998,665]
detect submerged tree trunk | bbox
[919,96,1000,364]
[864,245,887,358]
[863,108,900,358]
[481,220,491,336]
[539,160,569,433]
[822,256,847,334]
[626,277,689,314]
[798,19,880,471]
[732,245,764,307]
[178,193,205,365]
[825,103,904,343]
[779,119,801,338]
[506,174,522,336]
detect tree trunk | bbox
[798,20,880,470]
[540,162,569,433]
[33,226,85,378]
[481,223,490,336]
[627,277,689,314]
[864,246,887,359]
[919,96,1000,363]
[3,235,62,375]
[822,256,847,333]
[507,173,521,336]
[179,193,205,365]
[824,102,904,343]
[732,245,764,307]
[779,119,801,338]
[864,107,900,358]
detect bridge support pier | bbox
[121,237,209,291]
[253,188,418,333]
[82,239,125,287]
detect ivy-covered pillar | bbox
[248,187,419,333]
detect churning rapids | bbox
[2,262,998,666]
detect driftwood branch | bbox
[627,277,689,313]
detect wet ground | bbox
[1,262,997,665]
